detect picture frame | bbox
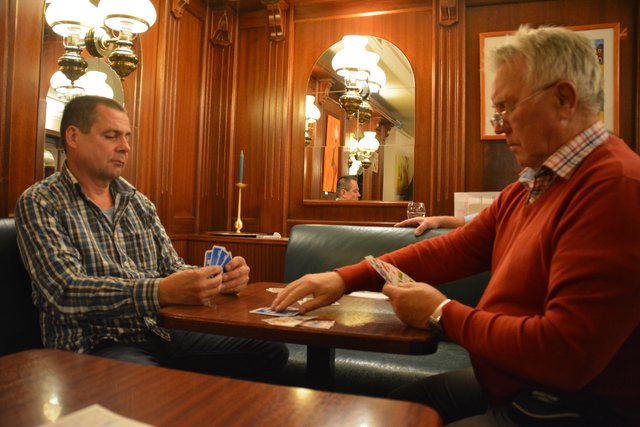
[479,23,620,140]
[322,114,341,193]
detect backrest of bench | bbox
[0,218,43,355]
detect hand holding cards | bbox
[203,245,232,272]
[365,255,414,285]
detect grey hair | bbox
[489,25,603,113]
[336,175,357,193]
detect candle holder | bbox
[234,182,248,233]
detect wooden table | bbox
[159,282,437,389]
[0,349,442,427]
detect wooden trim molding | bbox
[429,0,466,214]
[172,0,190,19]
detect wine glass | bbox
[406,202,425,219]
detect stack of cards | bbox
[204,245,232,271]
[249,307,335,329]
[365,255,415,285]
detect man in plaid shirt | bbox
[15,95,287,380]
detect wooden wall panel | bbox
[0,1,43,218]
[230,6,292,235]
[156,1,208,234]
[198,5,237,233]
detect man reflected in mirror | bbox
[336,175,361,200]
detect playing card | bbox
[218,251,232,270]
[300,320,335,329]
[261,317,305,327]
[365,255,414,285]
[204,249,213,266]
[211,245,224,265]
[249,307,299,317]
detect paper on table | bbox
[38,404,154,427]
[349,291,389,300]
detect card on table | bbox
[300,319,335,329]
[365,255,414,285]
[249,307,300,317]
[261,317,306,327]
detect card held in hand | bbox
[365,255,415,285]
[204,245,233,273]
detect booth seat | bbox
[0,218,42,356]
[277,224,490,397]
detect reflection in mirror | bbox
[44,58,125,175]
[305,35,415,202]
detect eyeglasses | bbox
[490,81,557,128]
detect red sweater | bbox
[336,136,640,420]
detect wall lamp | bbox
[304,95,321,146]
[45,0,157,83]
[331,35,386,121]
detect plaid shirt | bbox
[15,164,192,353]
[519,121,608,203]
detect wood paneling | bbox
[0,1,44,218]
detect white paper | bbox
[39,404,154,427]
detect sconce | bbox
[45,0,157,83]
[357,131,380,169]
[347,131,380,171]
[50,69,114,102]
[304,95,321,146]
[331,35,385,120]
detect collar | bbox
[519,121,608,184]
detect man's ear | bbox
[556,81,578,110]
[64,126,80,149]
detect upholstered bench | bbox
[0,218,42,356]
[277,224,490,397]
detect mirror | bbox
[304,36,415,202]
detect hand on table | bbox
[271,271,346,314]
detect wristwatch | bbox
[428,299,451,333]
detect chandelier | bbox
[44,0,157,84]
[331,35,386,121]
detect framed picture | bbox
[322,114,341,193]
[479,23,619,140]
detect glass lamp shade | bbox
[45,0,99,37]
[50,70,76,90]
[358,131,380,152]
[332,35,378,81]
[305,95,321,123]
[98,0,157,34]
[81,71,115,98]
[368,65,387,94]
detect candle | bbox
[238,150,244,183]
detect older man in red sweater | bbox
[273,26,639,425]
